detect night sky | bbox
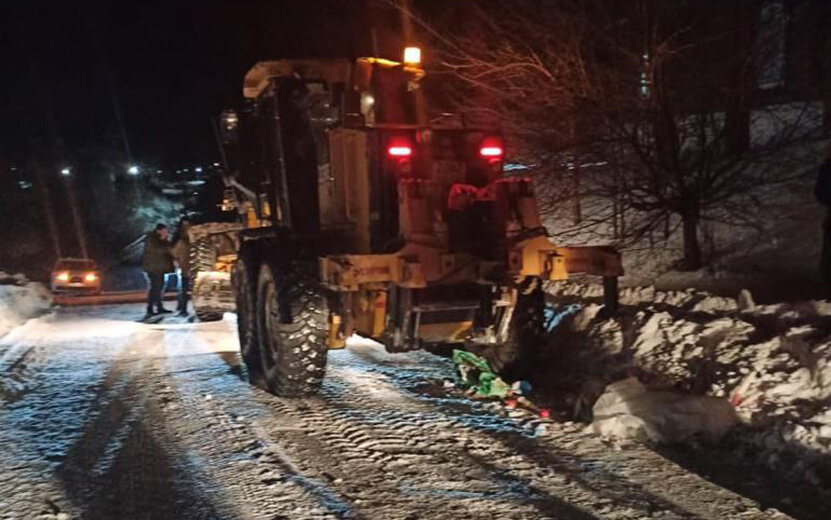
[0,1,402,167]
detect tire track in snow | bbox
[0,310,151,518]
[159,321,359,520]
[246,343,791,520]
[170,341,602,519]
[290,357,620,519]
[0,306,234,519]
[52,326,230,519]
[160,328,783,519]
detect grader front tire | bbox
[255,263,329,397]
[234,256,265,388]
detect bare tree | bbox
[392,0,825,270]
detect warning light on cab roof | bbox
[403,47,422,66]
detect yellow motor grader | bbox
[196,49,622,396]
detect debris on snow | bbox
[543,302,582,331]
[453,349,511,398]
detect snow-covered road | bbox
[0,304,804,520]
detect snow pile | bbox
[0,271,52,337]
[629,313,756,391]
[544,281,831,481]
[592,377,737,444]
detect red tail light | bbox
[480,146,503,157]
[480,137,504,158]
[388,146,413,157]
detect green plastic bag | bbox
[452,350,511,398]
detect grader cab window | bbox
[353,59,422,126]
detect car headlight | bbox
[85,273,98,283]
[56,272,70,282]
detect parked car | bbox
[51,258,102,294]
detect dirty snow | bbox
[0,303,813,519]
[0,271,51,338]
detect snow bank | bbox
[548,280,740,312]
[545,281,831,482]
[0,271,52,337]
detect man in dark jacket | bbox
[815,147,831,297]
[170,217,192,317]
[142,223,174,319]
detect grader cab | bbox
[210,49,622,396]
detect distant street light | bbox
[128,165,140,175]
[60,167,72,177]
[195,166,203,173]
[222,110,239,131]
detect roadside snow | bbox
[0,271,52,337]
[545,281,831,483]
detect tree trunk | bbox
[680,212,703,271]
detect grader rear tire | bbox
[190,237,225,322]
[255,263,329,396]
[190,237,218,276]
[189,231,237,275]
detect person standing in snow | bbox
[171,217,192,317]
[142,223,175,319]
[815,146,831,297]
